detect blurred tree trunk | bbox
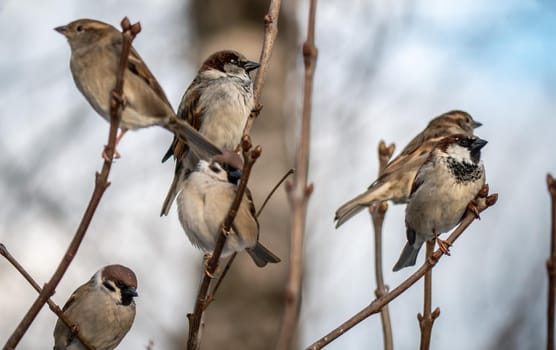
[178,1,298,349]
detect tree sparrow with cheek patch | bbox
[160,50,259,216]
[393,135,487,271]
[55,19,221,159]
[53,264,138,350]
[177,151,280,267]
[335,110,482,227]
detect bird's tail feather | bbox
[247,242,281,267]
[392,242,422,271]
[334,183,392,228]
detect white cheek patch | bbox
[446,144,471,163]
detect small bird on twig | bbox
[177,151,280,267]
[335,110,482,227]
[55,18,221,160]
[160,50,259,216]
[393,134,487,271]
[53,264,138,350]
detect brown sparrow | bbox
[176,151,280,267]
[160,50,259,216]
[53,264,138,350]
[335,110,482,227]
[55,18,221,159]
[393,135,487,271]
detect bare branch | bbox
[0,244,95,350]
[547,173,556,350]
[306,189,498,350]
[3,17,140,349]
[186,137,262,350]
[369,140,395,350]
[276,0,318,348]
[417,240,440,350]
[243,0,283,136]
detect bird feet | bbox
[436,238,452,256]
[101,130,127,161]
[203,254,216,279]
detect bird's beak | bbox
[472,120,482,128]
[242,60,260,73]
[54,25,68,36]
[122,287,138,298]
[471,138,488,151]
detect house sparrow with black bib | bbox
[160,50,259,216]
[392,135,487,271]
[335,110,482,227]
[53,264,138,350]
[55,19,221,159]
[177,151,280,267]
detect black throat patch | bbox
[446,157,482,183]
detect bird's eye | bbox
[76,25,84,32]
[209,163,221,173]
[229,58,237,64]
[103,281,116,292]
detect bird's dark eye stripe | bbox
[103,281,115,292]
[209,163,221,173]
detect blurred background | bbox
[0,0,555,349]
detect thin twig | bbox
[186,137,262,350]
[243,0,283,137]
[257,168,295,218]
[206,253,237,306]
[3,17,140,349]
[276,1,318,349]
[369,141,395,350]
[547,174,556,350]
[306,189,498,350]
[0,244,95,350]
[418,240,440,350]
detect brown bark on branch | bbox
[306,188,498,350]
[547,174,556,350]
[275,0,318,349]
[369,141,395,350]
[243,0,283,137]
[186,137,262,350]
[418,240,440,350]
[3,17,140,349]
[0,244,95,350]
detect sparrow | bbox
[176,151,280,267]
[335,110,482,227]
[55,18,221,159]
[53,264,138,350]
[159,50,259,216]
[392,134,487,271]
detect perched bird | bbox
[392,135,487,271]
[177,151,280,267]
[335,110,482,227]
[160,50,259,216]
[55,18,221,159]
[53,264,138,350]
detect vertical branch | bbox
[417,240,440,350]
[3,17,140,349]
[547,174,556,350]
[369,141,395,350]
[0,244,95,350]
[243,0,282,137]
[186,138,262,350]
[276,0,318,349]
